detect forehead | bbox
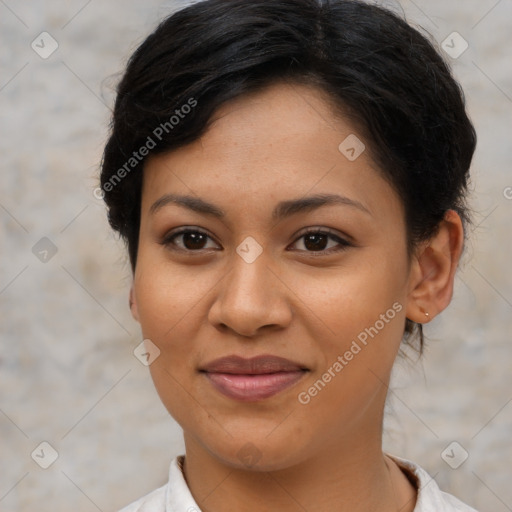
[141,81,403,225]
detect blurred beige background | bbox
[1,1,511,511]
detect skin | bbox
[129,81,464,512]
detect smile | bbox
[199,354,310,401]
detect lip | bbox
[200,355,309,401]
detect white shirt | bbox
[118,454,479,512]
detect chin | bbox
[203,431,310,472]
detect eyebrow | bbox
[149,192,372,220]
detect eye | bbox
[160,227,352,255]
[161,228,220,253]
[289,228,352,254]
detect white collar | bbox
[119,453,479,512]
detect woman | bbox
[100,0,478,510]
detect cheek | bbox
[133,261,206,423]
[133,253,209,340]
[289,250,406,342]
[289,250,407,405]
[291,265,406,434]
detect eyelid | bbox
[289,227,352,252]
[296,225,356,245]
[161,226,220,252]
[160,226,353,254]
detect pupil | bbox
[305,233,327,251]
[184,232,206,250]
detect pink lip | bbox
[200,355,309,401]
[204,371,307,401]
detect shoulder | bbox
[387,454,479,512]
[117,483,168,512]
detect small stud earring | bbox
[419,307,430,321]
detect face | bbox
[130,81,414,470]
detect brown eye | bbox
[161,229,220,252]
[179,231,208,250]
[291,229,351,254]
[303,232,330,251]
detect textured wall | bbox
[1,1,511,511]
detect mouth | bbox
[199,355,309,402]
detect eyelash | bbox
[160,227,352,255]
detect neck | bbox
[182,428,417,512]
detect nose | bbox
[207,248,293,338]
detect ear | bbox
[129,284,140,322]
[405,210,464,324]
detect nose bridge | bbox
[226,240,274,308]
[209,238,291,335]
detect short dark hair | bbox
[100,0,477,352]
